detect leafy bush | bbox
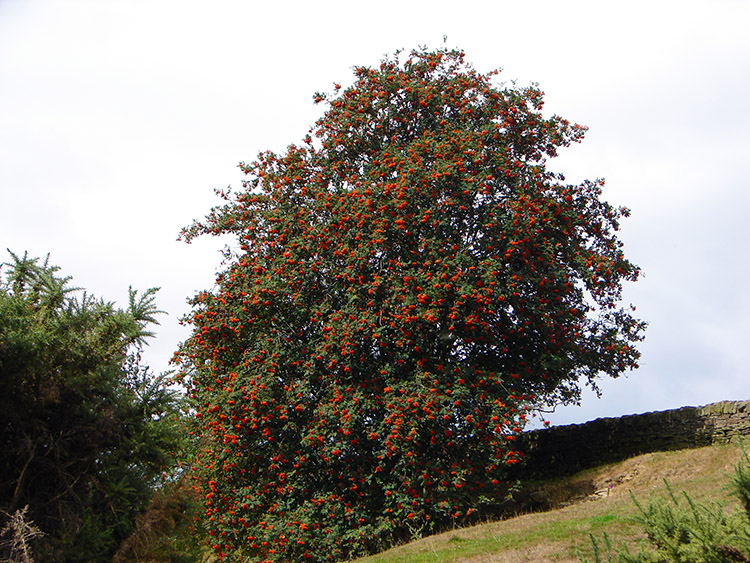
[0,252,185,562]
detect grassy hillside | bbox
[354,442,745,563]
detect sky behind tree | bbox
[1,0,748,426]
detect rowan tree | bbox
[177,47,645,562]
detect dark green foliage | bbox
[728,445,750,517]
[0,251,185,562]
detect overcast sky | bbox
[1,0,748,427]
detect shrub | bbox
[0,252,185,561]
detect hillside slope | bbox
[356,442,745,562]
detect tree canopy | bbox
[177,47,645,562]
[0,251,184,562]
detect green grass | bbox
[354,442,745,563]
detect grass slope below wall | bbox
[355,442,745,563]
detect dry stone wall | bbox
[513,400,750,479]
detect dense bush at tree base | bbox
[113,480,205,563]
